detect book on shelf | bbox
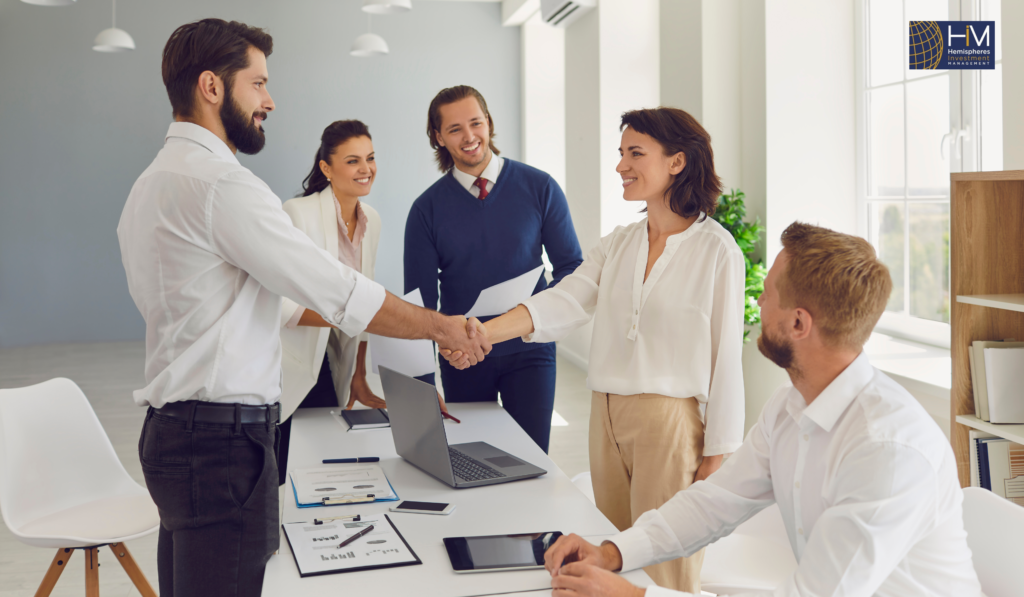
[972,434,1024,507]
[970,340,1024,422]
[983,347,1024,423]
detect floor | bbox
[0,341,593,596]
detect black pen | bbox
[338,524,375,549]
[323,457,380,464]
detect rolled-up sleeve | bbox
[702,247,747,456]
[208,173,385,338]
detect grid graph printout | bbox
[282,514,421,577]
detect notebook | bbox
[340,408,390,430]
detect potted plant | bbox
[711,189,767,342]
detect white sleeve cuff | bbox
[332,274,386,338]
[606,527,655,574]
[520,299,543,343]
[703,442,743,457]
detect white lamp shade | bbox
[362,0,412,15]
[93,27,135,52]
[21,0,77,5]
[350,33,389,57]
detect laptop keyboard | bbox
[449,448,507,482]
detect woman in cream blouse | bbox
[277,120,389,484]
[444,107,745,593]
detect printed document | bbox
[291,464,396,506]
[465,265,545,318]
[282,514,421,576]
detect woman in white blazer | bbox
[276,120,384,484]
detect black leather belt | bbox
[155,400,280,426]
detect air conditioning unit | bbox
[540,0,596,28]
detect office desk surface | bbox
[263,403,653,597]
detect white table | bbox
[263,403,653,597]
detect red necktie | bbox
[473,177,489,200]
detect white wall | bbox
[1002,0,1024,169]
[0,0,521,348]
[764,0,857,260]
[521,10,566,191]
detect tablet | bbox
[442,532,563,573]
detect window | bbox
[858,0,1001,348]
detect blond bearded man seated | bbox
[542,222,981,597]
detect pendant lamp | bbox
[93,0,135,53]
[351,16,388,57]
[20,0,77,5]
[362,0,412,15]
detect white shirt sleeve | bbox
[520,233,609,343]
[703,247,747,456]
[208,173,385,338]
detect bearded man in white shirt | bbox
[118,19,489,597]
[541,222,981,597]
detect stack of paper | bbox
[969,340,1024,423]
[290,464,397,507]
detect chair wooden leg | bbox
[34,548,74,597]
[84,547,100,597]
[108,543,157,597]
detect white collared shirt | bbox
[117,122,386,408]
[521,217,746,456]
[451,153,504,198]
[609,353,981,597]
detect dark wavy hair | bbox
[426,85,499,173]
[300,120,372,197]
[619,107,722,220]
[162,19,273,118]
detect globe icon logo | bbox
[909,21,944,69]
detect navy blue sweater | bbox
[404,159,583,359]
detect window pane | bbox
[906,75,949,196]
[869,0,905,87]
[908,202,950,322]
[981,0,1001,62]
[869,86,905,196]
[907,0,949,80]
[869,202,906,313]
[981,63,1003,171]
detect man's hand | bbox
[694,454,724,483]
[346,376,386,410]
[437,317,490,369]
[551,563,646,597]
[544,534,622,576]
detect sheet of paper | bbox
[282,514,420,576]
[291,464,396,505]
[369,288,435,377]
[465,265,545,318]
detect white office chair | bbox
[0,378,160,597]
[962,487,1024,597]
[700,503,797,594]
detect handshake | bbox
[436,316,491,370]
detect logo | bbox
[909,21,995,70]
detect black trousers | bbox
[139,406,280,597]
[278,354,339,485]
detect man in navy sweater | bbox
[404,85,583,453]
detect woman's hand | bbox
[346,375,386,410]
[693,454,724,482]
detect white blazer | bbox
[279,188,381,421]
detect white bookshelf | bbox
[956,414,1024,445]
[956,294,1024,313]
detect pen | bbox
[322,457,380,464]
[314,514,361,525]
[441,411,461,424]
[338,524,375,549]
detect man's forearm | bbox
[365,292,445,342]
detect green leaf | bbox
[709,188,764,342]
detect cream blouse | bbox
[521,216,746,456]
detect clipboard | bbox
[282,514,422,577]
[291,474,400,508]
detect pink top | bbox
[285,196,369,328]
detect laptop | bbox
[379,366,547,488]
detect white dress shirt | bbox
[521,216,746,456]
[609,353,981,597]
[451,154,504,197]
[117,122,386,408]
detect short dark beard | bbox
[757,322,796,372]
[221,84,267,155]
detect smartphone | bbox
[389,500,455,515]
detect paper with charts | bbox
[369,288,435,377]
[291,464,396,506]
[465,264,545,318]
[282,514,421,577]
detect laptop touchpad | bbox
[486,456,524,468]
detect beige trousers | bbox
[590,391,705,594]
